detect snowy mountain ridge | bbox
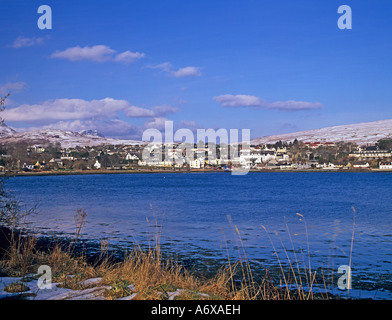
[0,124,142,148]
[2,118,392,148]
[251,119,392,145]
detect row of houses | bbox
[304,142,336,148]
[380,162,392,169]
[136,145,292,169]
[3,140,392,172]
[22,158,64,170]
[349,146,392,159]
[316,161,392,170]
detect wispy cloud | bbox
[171,66,202,78]
[124,105,180,118]
[113,50,146,64]
[214,94,323,111]
[51,45,146,64]
[269,100,323,111]
[0,81,27,95]
[148,62,202,78]
[143,117,170,131]
[51,45,115,62]
[10,36,45,48]
[214,94,269,108]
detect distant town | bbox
[1,137,392,175]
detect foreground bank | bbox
[0,225,341,301]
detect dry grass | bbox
[0,207,357,300]
[1,235,265,300]
[4,281,30,293]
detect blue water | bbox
[5,172,392,299]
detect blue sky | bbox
[1,0,392,140]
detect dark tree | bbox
[0,94,19,224]
[377,139,392,150]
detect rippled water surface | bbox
[6,172,392,299]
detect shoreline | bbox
[3,168,392,177]
[1,225,390,300]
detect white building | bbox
[276,153,290,162]
[22,163,35,170]
[190,159,202,169]
[239,150,262,165]
[94,160,101,169]
[207,158,222,166]
[125,153,139,161]
[278,163,293,169]
[261,152,276,163]
[379,162,392,170]
[322,163,338,170]
[61,156,75,161]
[352,161,370,168]
[33,145,45,153]
[350,148,391,159]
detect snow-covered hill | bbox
[252,119,392,145]
[2,118,392,147]
[0,127,142,148]
[79,129,105,138]
[0,122,16,137]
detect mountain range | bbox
[251,119,392,145]
[0,123,141,148]
[1,118,392,148]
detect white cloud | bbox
[51,45,145,64]
[214,94,323,111]
[213,94,268,108]
[11,36,45,48]
[2,98,180,123]
[123,105,180,118]
[124,105,158,118]
[268,100,323,111]
[171,66,202,78]
[51,45,116,62]
[3,98,128,122]
[114,51,146,64]
[148,62,202,78]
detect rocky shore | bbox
[0,274,211,300]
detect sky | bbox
[1,0,392,140]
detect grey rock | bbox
[117,293,137,300]
[47,286,112,300]
[79,277,103,288]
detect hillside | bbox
[2,118,392,148]
[251,119,392,145]
[0,125,142,148]
[0,122,16,137]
